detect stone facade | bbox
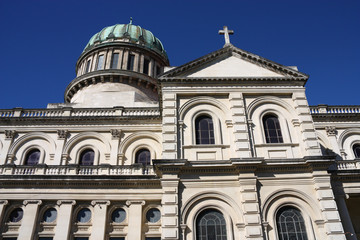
[0,23,359,240]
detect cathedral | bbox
[0,22,359,240]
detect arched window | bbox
[353,144,360,158]
[196,209,227,240]
[77,208,91,223]
[276,206,308,240]
[135,149,151,166]
[43,208,57,223]
[263,114,283,143]
[195,115,215,145]
[8,208,23,222]
[25,149,40,165]
[79,149,94,166]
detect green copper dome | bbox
[83,23,168,60]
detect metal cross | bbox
[218,26,234,45]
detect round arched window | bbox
[25,149,40,165]
[111,208,126,223]
[77,208,91,223]
[146,208,161,223]
[43,208,57,223]
[8,208,23,222]
[196,209,227,240]
[276,206,308,240]
[195,115,215,145]
[353,144,360,158]
[79,149,94,166]
[135,149,151,166]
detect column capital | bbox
[126,200,145,206]
[23,200,42,206]
[57,130,69,140]
[57,200,76,206]
[91,200,111,206]
[110,129,122,139]
[325,126,337,136]
[0,200,8,205]
[5,130,16,140]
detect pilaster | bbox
[292,91,321,156]
[18,200,42,240]
[230,93,251,158]
[334,194,356,240]
[0,130,16,165]
[239,175,262,240]
[54,200,76,240]
[162,93,177,159]
[55,130,68,165]
[313,175,346,240]
[325,126,341,159]
[126,200,145,240]
[110,129,122,165]
[0,200,8,223]
[90,200,111,240]
[161,174,179,240]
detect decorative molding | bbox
[91,200,111,206]
[325,126,337,136]
[57,200,76,206]
[57,130,69,139]
[5,130,16,140]
[126,200,145,206]
[110,129,122,139]
[23,200,42,206]
[0,200,8,205]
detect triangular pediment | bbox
[160,45,308,82]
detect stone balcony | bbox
[0,164,156,176]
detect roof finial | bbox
[129,17,133,25]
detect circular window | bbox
[111,208,126,223]
[146,208,161,223]
[43,208,57,223]
[9,208,23,222]
[77,208,91,223]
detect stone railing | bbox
[0,107,160,119]
[310,105,360,114]
[0,164,156,176]
[329,160,360,171]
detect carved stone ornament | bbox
[23,200,42,206]
[91,200,111,206]
[111,129,122,139]
[126,200,145,206]
[57,130,69,139]
[57,200,76,206]
[5,130,16,140]
[325,126,336,136]
[0,200,8,205]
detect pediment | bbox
[160,45,308,81]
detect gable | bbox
[160,45,308,82]
[186,55,284,78]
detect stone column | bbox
[239,174,262,240]
[335,194,356,240]
[161,175,179,239]
[18,200,42,240]
[230,93,251,158]
[313,175,346,240]
[126,200,145,240]
[0,200,8,222]
[54,200,76,240]
[162,93,177,159]
[90,200,110,240]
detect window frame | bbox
[135,148,151,166]
[195,208,228,240]
[259,110,291,145]
[352,143,360,159]
[78,148,95,166]
[195,114,215,145]
[263,113,284,144]
[191,111,222,145]
[96,54,105,70]
[22,146,45,165]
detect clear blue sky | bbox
[0,0,359,109]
